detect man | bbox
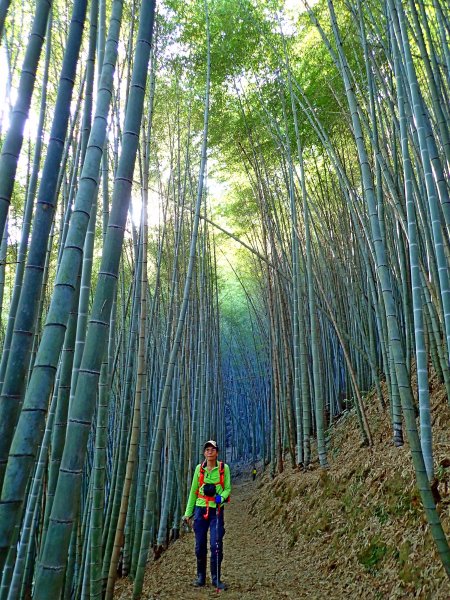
[183,440,231,591]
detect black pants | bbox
[193,505,225,582]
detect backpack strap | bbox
[198,461,206,488]
[196,461,214,519]
[195,461,228,518]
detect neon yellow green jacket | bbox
[184,462,231,518]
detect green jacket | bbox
[184,462,231,518]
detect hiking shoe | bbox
[192,575,206,587]
[212,580,228,591]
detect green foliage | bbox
[382,477,419,518]
[357,537,389,571]
[373,504,389,525]
[288,523,300,547]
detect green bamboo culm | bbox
[0,0,124,568]
[133,1,212,596]
[0,0,52,245]
[0,0,89,570]
[0,0,87,480]
[0,7,53,391]
[34,0,156,595]
[327,0,450,577]
[392,22,433,480]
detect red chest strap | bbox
[198,460,224,488]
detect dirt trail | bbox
[116,476,335,599]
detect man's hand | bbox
[214,494,222,505]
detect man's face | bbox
[204,446,218,460]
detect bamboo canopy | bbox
[0,0,448,597]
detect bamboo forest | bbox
[0,0,449,597]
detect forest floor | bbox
[116,374,450,599]
[115,476,329,599]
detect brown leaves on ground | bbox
[249,374,450,599]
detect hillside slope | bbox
[251,377,450,598]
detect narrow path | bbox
[116,476,337,599]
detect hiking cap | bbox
[203,440,218,450]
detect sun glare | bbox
[131,190,162,229]
[0,47,10,130]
